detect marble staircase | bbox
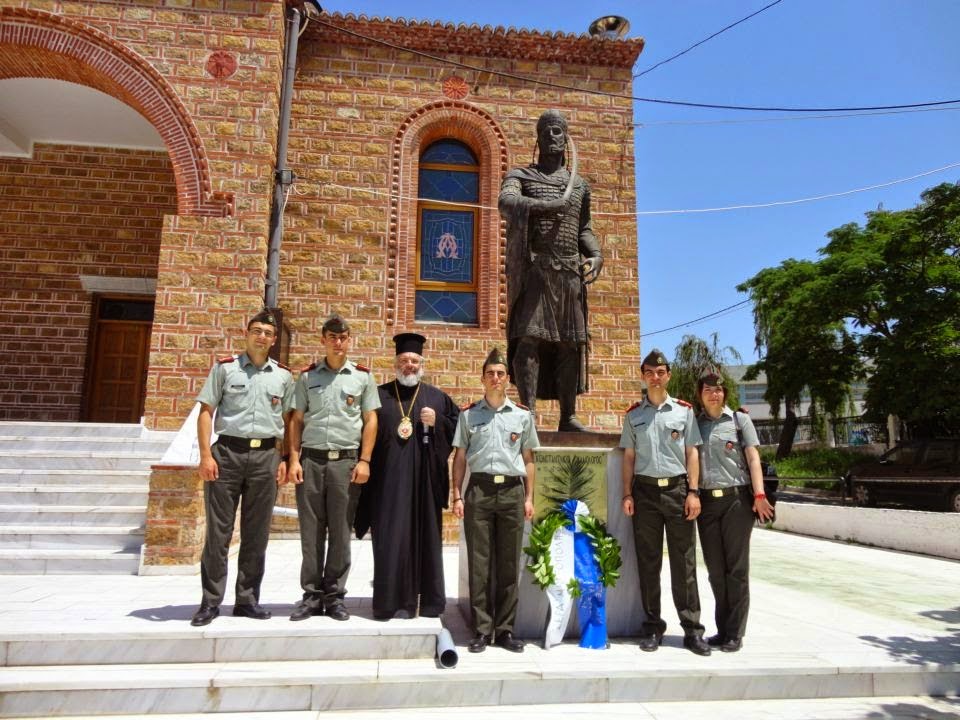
[0,421,173,574]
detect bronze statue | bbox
[499,109,603,432]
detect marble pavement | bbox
[1,521,959,717]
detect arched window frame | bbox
[387,102,509,332]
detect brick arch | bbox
[0,8,232,217]
[388,101,510,329]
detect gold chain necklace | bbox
[393,380,422,440]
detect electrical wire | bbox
[635,105,960,128]
[312,16,960,113]
[640,301,752,338]
[296,160,960,217]
[633,0,785,79]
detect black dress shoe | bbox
[707,633,726,647]
[190,604,219,627]
[325,602,350,621]
[494,631,525,653]
[683,634,712,656]
[638,633,663,652]
[468,634,490,653]
[233,603,271,620]
[721,637,742,653]
[289,602,322,622]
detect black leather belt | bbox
[471,472,523,487]
[301,447,358,462]
[217,435,277,452]
[701,485,749,500]
[634,474,687,489]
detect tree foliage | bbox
[739,182,960,442]
[667,333,741,409]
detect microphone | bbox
[422,423,432,446]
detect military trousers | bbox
[463,476,525,638]
[630,480,704,636]
[697,485,754,640]
[295,454,360,607]
[200,442,279,608]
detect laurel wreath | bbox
[523,510,622,593]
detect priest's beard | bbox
[395,368,424,387]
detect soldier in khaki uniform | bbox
[286,314,380,621]
[620,349,710,655]
[191,309,294,627]
[452,348,539,653]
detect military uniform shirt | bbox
[293,359,380,450]
[453,397,540,476]
[197,353,294,439]
[698,407,760,489]
[619,395,702,477]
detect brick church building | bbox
[1,2,644,566]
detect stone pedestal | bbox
[458,438,644,641]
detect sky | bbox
[322,0,960,365]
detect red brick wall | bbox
[0,143,176,420]
[275,20,642,431]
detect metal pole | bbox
[265,4,301,309]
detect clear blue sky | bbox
[322,0,960,364]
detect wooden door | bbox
[84,297,154,423]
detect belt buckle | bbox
[328,450,340,460]
[494,474,505,484]
[657,478,669,487]
[249,439,261,448]
[711,489,724,498]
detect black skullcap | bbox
[248,309,277,328]
[322,313,350,334]
[393,332,426,356]
[483,347,507,372]
[641,348,669,370]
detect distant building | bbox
[725,365,867,421]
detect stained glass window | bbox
[415,140,479,324]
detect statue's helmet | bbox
[536,109,568,134]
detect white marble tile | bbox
[872,669,960,696]
[312,679,502,711]
[214,659,378,687]
[7,638,213,666]
[499,676,609,705]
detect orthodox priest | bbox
[358,332,459,620]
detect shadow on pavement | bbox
[859,606,960,666]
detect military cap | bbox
[393,332,426,356]
[321,313,350,335]
[247,308,277,329]
[698,367,724,386]
[482,347,508,372]
[640,348,669,371]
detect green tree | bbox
[666,333,741,409]
[739,182,960,446]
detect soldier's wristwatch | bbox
[686,488,701,497]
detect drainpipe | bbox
[265,3,302,313]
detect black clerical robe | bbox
[358,381,459,619]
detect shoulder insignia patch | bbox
[355,363,371,373]
[516,402,530,411]
[276,361,291,372]
[737,407,749,414]
[626,401,641,413]
[299,362,317,373]
[460,401,477,411]
[217,355,236,364]
[675,399,693,408]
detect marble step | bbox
[0,422,153,439]
[0,505,146,526]
[0,451,160,471]
[0,469,152,487]
[0,525,143,550]
[0,548,141,574]
[0,486,147,506]
[0,620,440,667]
[0,656,958,718]
[0,436,172,455]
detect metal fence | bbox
[751,416,888,447]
